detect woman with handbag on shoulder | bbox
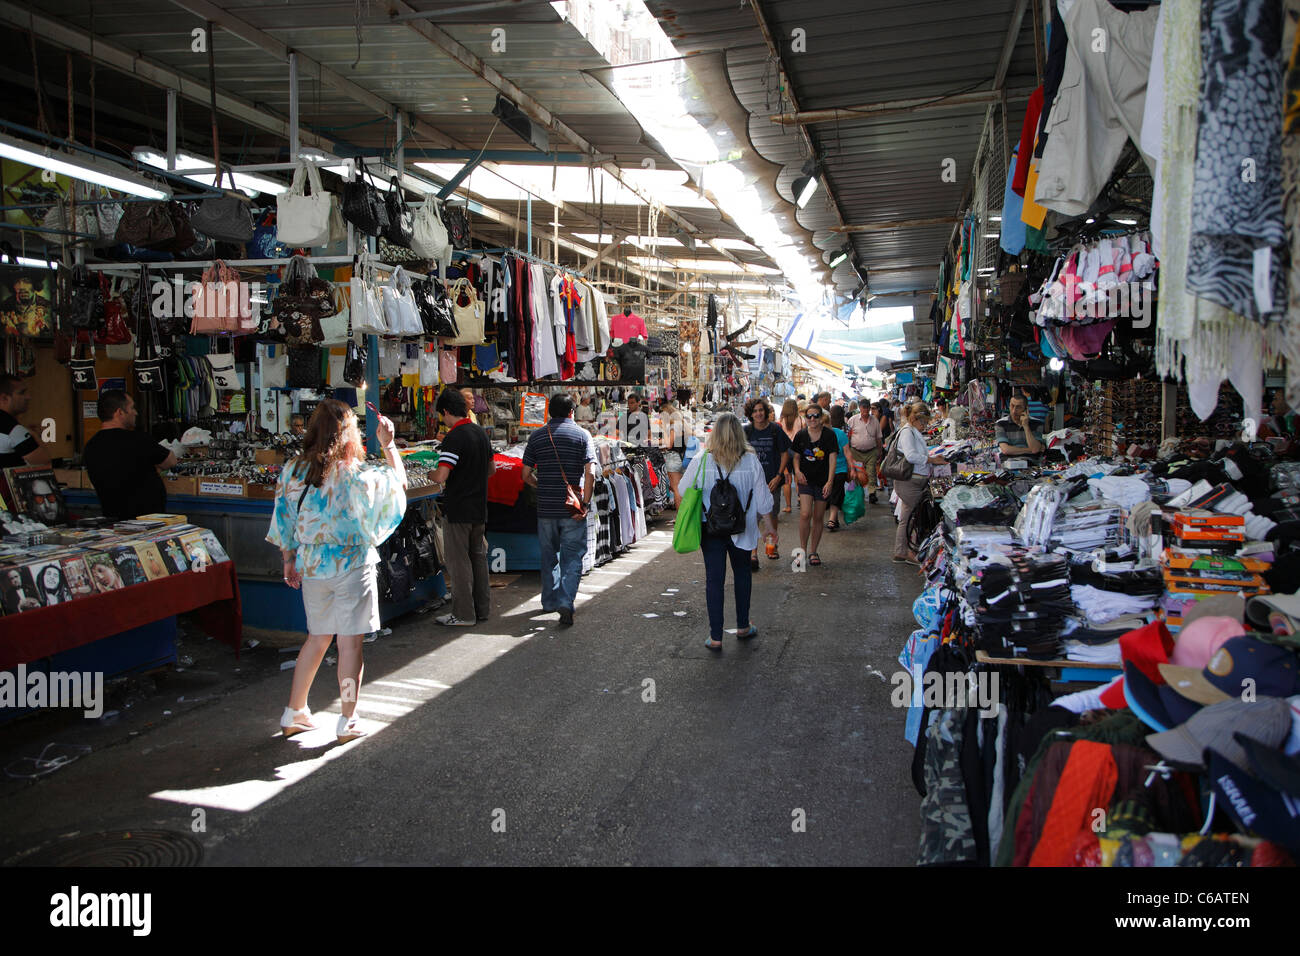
[889,402,945,566]
[267,399,407,743]
[678,413,774,651]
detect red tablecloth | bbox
[0,560,242,669]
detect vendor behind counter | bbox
[83,390,178,520]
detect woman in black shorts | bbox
[790,404,839,566]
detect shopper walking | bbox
[268,399,407,743]
[429,388,495,626]
[743,396,790,568]
[891,402,945,565]
[778,398,800,513]
[656,399,687,508]
[680,413,774,650]
[847,400,883,504]
[522,393,597,627]
[791,403,838,566]
[824,405,851,532]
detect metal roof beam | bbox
[769,88,1035,127]
[0,0,331,150]
[832,216,963,235]
[381,0,757,276]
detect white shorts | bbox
[301,564,380,636]
[662,450,684,474]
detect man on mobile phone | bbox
[996,394,1045,461]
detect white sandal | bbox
[336,714,365,744]
[280,706,315,738]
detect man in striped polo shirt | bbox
[522,393,598,627]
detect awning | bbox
[788,345,844,377]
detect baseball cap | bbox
[1168,616,1244,668]
[1206,749,1300,849]
[1098,620,1174,709]
[1246,592,1300,648]
[1123,661,1203,732]
[1146,697,1292,771]
[1236,732,1300,795]
[1157,635,1300,707]
[1181,594,1246,629]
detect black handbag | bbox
[441,203,470,248]
[343,306,367,386]
[382,176,414,248]
[115,201,177,247]
[411,276,458,338]
[272,255,333,345]
[377,534,413,602]
[341,171,389,237]
[286,345,325,389]
[70,342,97,390]
[62,263,104,332]
[133,279,166,393]
[190,168,256,243]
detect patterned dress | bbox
[267,460,406,578]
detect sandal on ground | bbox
[280,706,315,738]
[336,714,366,744]
[704,636,723,651]
[809,552,822,566]
[782,507,792,513]
[735,625,758,640]
[825,521,839,532]
[750,555,760,571]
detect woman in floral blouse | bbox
[267,399,406,743]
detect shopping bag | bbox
[672,453,707,554]
[842,483,865,525]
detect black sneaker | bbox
[558,608,574,627]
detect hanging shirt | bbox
[610,310,647,342]
[530,263,559,378]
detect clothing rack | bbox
[84,255,431,281]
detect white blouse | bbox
[896,425,931,477]
[679,451,775,551]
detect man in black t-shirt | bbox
[0,374,50,470]
[790,404,839,566]
[83,391,177,520]
[429,388,494,627]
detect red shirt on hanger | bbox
[610,310,647,342]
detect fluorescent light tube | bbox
[1,133,169,200]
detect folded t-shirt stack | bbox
[972,552,1075,660]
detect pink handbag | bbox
[439,347,458,384]
[190,260,252,333]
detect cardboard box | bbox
[244,481,277,500]
[196,477,246,498]
[254,448,282,465]
[164,475,198,496]
[53,468,84,490]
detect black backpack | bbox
[705,464,752,537]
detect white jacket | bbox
[680,450,774,551]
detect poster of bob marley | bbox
[0,264,55,339]
[5,466,67,525]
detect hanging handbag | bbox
[273,255,335,339]
[207,351,240,390]
[441,203,470,248]
[341,169,389,236]
[42,197,99,244]
[70,342,97,391]
[327,194,348,244]
[318,280,350,345]
[286,345,325,389]
[879,428,915,482]
[133,281,166,393]
[190,259,249,333]
[92,188,124,248]
[62,262,104,332]
[115,201,176,247]
[344,339,367,387]
[250,209,290,259]
[349,253,388,335]
[419,344,440,386]
[190,167,255,243]
[439,346,458,384]
[158,201,198,253]
[96,275,132,344]
[410,196,452,265]
[412,275,458,338]
[382,176,415,248]
[276,162,333,247]
[445,277,484,345]
[672,452,706,553]
[381,265,423,337]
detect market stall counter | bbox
[61,488,448,635]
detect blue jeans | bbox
[701,529,752,640]
[538,516,588,613]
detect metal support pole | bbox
[1161,381,1178,443]
[526,194,532,257]
[288,52,299,160]
[166,89,177,171]
[395,112,404,177]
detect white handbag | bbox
[260,347,288,388]
[410,197,451,265]
[378,339,401,377]
[276,163,332,247]
[207,352,240,390]
[419,344,440,386]
[381,265,423,337]
[318,282,350,344]
[445,277,485,345]
[350,254,387,335]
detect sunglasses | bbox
[805,412,821,420]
